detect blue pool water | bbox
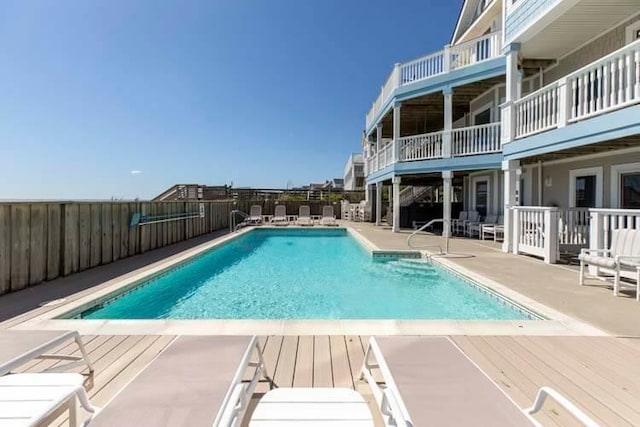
[80,229,532,320]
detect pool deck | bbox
[14,334,640,426]
[3,223,640,425]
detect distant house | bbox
[154,184,229,201]
[343,153,364,191]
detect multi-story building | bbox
[362,0,640,264]
[344,153,365,191]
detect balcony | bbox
[511,39,640,140]
[365,31,503,131]
[366,123,501,175]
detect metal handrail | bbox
[230,210,249,232]
[407,218,449,254]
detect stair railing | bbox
[230,210,250,232]
[407,218,448,254]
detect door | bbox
[474,180,488,216]
[569,167,603,208]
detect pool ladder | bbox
[229,210,250,232]
[407,218,449,254]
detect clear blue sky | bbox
[0,0,461,199]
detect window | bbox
[569,167,603,208]
[575,176,596,208]
[621,173,640,209]
[611,163,640,208]
[475,181,488,216]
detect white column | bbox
[442,170,453,239]
[502,159,520,252]
[376,124,383,171]
[393,102,401,163]
[375,182,383,226]
[443,87,453,158]
[501,43,521,145]
[392,175,401,232]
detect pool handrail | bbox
[407,218,448,254]
[230,210,250,232]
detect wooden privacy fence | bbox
[0,200,343,296]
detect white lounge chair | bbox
[0,330,98,427]
[579,228,640,300]
[481,215,504,241]
[271,205,289,226]
[89,336,268,427]
[320,205,338,226]
[297,205,313,226]
[360,337,597,427]
[248,205,263,225]
[468,214,498,238]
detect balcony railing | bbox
[366,123,501,175]
[452,123,501,156]
[513,39,640,139]
[366,31,503,130]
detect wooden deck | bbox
[11,334,640,426]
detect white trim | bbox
[471,174,492,215]
[626,20,640,44]
[505,0,524,14]
[568,167,603,208]
[471,101,494,125]
[610,162,640,208]
[492,170,500,213]
[538,146,640,167]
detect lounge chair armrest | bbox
[526,386,598,427]
[615,256,640,266]
[580,248,611,255]
[381,388,410,427]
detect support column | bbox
[443,87,453,158]
[501,43,521,145]
[502,159,521,253]
[375,181,383,226]
[392,175,401,232]
[442,171,453,240]
[376,124,383,171]
[393,102,401,163]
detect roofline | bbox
[450,0,469,45]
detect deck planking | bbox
[10,334,640,427]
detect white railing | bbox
[400,51,445,85]
[589,208,640,250]
[383,143,394,167]
[366,31,503,130]
[514,83,560,138]
[451,123,501,156]
[558,208,590,247]
[511,206,558,264]
[449,31,502,70]
[398,131,444,161]
[513,39,640,139]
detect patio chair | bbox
[296,205,313,226]
[0,330,97,427]
[89,336,268,427]
[457,211,480,235]
[320,205,338,226]
[248,205,263,225]
[271,205,288,226]
[360,336,597,427]
[451,211,468,234]
[579,228,640,300]
[467,214,498,238]
[481,215,504,242]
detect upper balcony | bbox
[365,31,503,132]
[510,39,640,141]
[366,122,502,177]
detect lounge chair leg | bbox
[579,262,584,286]
[614,269,620,296]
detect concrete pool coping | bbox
[7,225,607,336]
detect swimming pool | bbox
[77,228,534,320]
